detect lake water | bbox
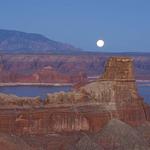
[0,83,149,103]
[137,82,150,103]
[0,85,72,100]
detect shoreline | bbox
[0,79,149,87]
[136,79,150,82]
[0,82,73,87]
[136,80,150,83]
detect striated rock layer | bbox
[0,53,150,83]
[0,57,149,134]
[0,57,149,149]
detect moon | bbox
[97,40,104,47]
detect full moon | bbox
[97,40,104,47]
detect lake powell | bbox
[137,82,150,103]
[0,83,149,103]
[0,85,72,100]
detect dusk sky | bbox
[0,0,150,52]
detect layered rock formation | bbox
[45,57,147,130]
[0,64,88,83]
[0,56,149,149]
[0,53,149,84]
[0,57,148,133]
[80,57,147,127]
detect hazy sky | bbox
[0,0,150,52]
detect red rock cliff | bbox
[0,57,149,136]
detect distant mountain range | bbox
[0,29,81,53]
[0,29,149,81]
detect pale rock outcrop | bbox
[0,93,41,107]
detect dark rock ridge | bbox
[0,57,149,149]
[0,133,33,150]
[0,29,81,52]
[73,135,103,150]
[94,119,149,150]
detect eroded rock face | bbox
[50,113,89,132]
[79,57,147,127]
[0,53,150,82]
[0,67,88,84]
[82,57,139,103]
[101,57,135,80]
[0,57,149,135]
[0,57,150,150]
[46,57,148,129]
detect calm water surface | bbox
[0,85,72,100]
[0,83,149,103]
[137,82,150,103]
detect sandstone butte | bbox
[0,57,149,150]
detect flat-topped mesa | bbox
[101,57,135,81]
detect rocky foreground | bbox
[0,57,149,150]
